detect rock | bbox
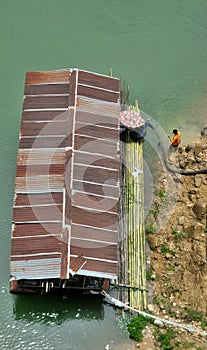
[186,223,205,241]
[154,319,164,327]
[192,200,206,221]
[147,235,161,250]
[186,144,195,152]
[179,158,188,169]
[187,156,196,165]
[178,216,185,225]
[148,303,159,313]
[192,244,206,265]
[165,253,172,259]
[194,175,202,188]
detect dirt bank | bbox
[144,129,207,349]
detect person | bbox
[168,129,181,147]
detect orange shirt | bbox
[171,131,181,147]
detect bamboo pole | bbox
[125,134,146,310]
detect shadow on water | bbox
[13,290,104,324]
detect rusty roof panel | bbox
[74,135,118,157]
[71,206,118,231]
[75,111,118,128]
[77,85,119,103]
[74,151,119,170]
[70,257,118,277]
[17,149,65,165]
[21,121,68,137]
[71,224,118,243]
[72,192,118,213]
[77,96,120,117]
[25,70,70,86]
[19,136,68,149]
[69,70,77,107]
[14,193,63,206]
[11,236,62,256]
[13,205,63,223]
[73,164,119,186]
[25,83,69,95]
[70,241,118,261]
[23,95,69,110]
[22,110,69,122]
[10,254,61,261]
[10,258,62,279]
[78,70,119,91]
[12,223,62,237]
[15,175,64,193]
[75,123,118,141]
[16,164,65,177]
[73,180,119,198]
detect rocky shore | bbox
[143,129,207,349]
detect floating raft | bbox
[10,68,121,293]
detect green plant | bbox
[146,265,153,281]
[153,294,160,305]
[157,189,165,197]
[172,228,186,240]
[154,328,174,350]
[204,228,207,233]
[185,308,207,329]
[148,207,159,219]
[146,223,157,235]
[182,344,195,349]
[167,266,176,272]
[127,315,152,342]
[161,244,174,255]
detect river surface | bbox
[0,1,207,349]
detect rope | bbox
[101,291,207,337]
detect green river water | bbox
[0,1,207,349]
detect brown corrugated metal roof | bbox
[10,68,120,283]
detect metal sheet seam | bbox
[72,204,118,215]
[70,269,117,280]
[14,204,63,208]
[77,95,120,106]
[74,133,117,144]
[24,108,68,112]
[13,220,62,224]
[67,69,79,277]
[12,234,62,239]
[77,68,119,81]
[20,135,67,139]
[62,187,66,228]
[70,254,118,264]
[23,120,69,124]
[73,179,119,188]
[73,162,118,172]
[75,121,118,131]
[72,189,118,200]
[74,149,119,160]
[24,94,69,97]
[78,83,119,94]
[71,237,118,245]
[72,223,118,233]
[15,190,64,194]
[67,225,71,279]
[11,252,62,257]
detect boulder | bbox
[192,200,206,221]
[194,175,202,188]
